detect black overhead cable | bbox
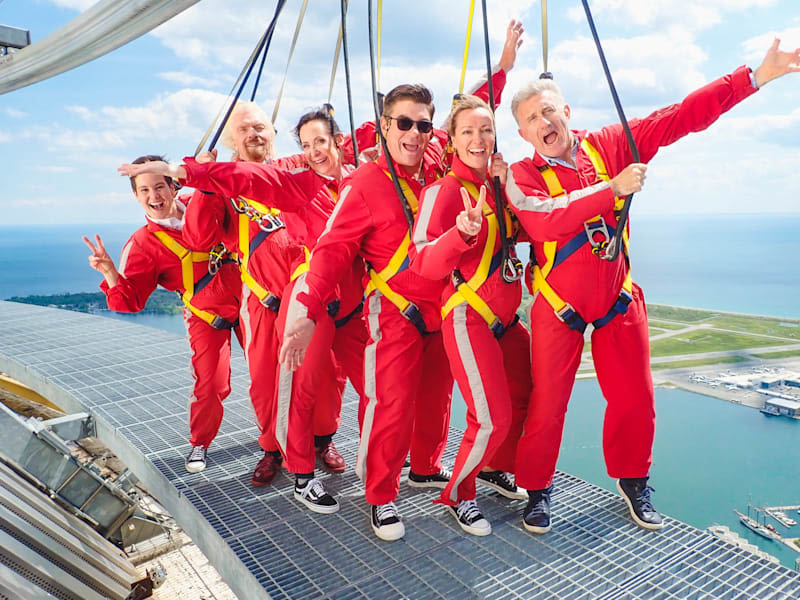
[581,0,639,262]
[340,0,359,166]
[367,0,416,232]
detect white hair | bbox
[219,101,276,158]
[511,79,565,125]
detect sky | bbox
[0,0,799,226]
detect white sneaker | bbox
[294,478,339,514]
[448,499,491,536]
[371,502,405,541]
[185,446,207,473]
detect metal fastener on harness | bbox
[261,293,281,312]
[584,216,610,254]
[501,256,524,283]
[489,318,506,339]
[401,302,428,336]
[208,243,228,275]
[209,315,236,330]
[555,303,587,334]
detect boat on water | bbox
[733,509,781,540]
[772,510,798,527]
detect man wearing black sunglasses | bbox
[281,20,526,542]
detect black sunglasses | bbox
[386,115,434,134]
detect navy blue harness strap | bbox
[334,300,364,328]
[194,257,238,295]
[553,223,617,269]
[556,288,633,335]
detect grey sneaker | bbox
[185,446,207,474]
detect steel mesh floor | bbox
[1,300,799,599]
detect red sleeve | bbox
[181,157,324,213]
[591,65,758,173]
[182,189,230,251]
[469,68,507,108]
[100,236,156,313]
[409,181,474,280]
[341,120,379,165]
[506,160,616,241]
[297,180,373,322]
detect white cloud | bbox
[4,108,27,118]
[742,26,800,62]
[0,131,10,143]
[157,71,222,87]
[567,0,776,31]
[36,165,75,174]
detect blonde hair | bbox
[219,101,276,159]
[446,94,494,139]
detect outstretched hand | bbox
[754,38,800,87]
[82,234,119,286]
[498,20,524,73]
[117,160,186,180]
[279,317,316,371]
[456,185,485,239]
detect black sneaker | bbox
[448,499,491,536]
[476,470,526,500]
[294,478,339,514]
[523,485,553,534]
[407,468,451,489]
[185,446,207,474]
[617,478,663,530]
[371,502,405,541]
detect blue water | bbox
[3,216,800,568]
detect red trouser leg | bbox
[357,294,452,505]
[487,319,531,474]
[240,285,280,452]
[332,312,368,429]
[273,276,338,474]
[515,297,584,491]
[438,306,515,505]
[186,313,233,448]
[591,284,655,479]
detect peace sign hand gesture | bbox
[82,234,120,287]
[456,186,485,240]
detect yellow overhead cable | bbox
[271,0,309,124]
[328,0,347,103]
[376,0,382,89]
[458,0,476,95]
[541,0,549,74]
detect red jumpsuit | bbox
[181,159,315,455]
[507,65,758,490]
[100,200,243,449]
[411,155,531,505]
[182,160,368,475]
[297,153,453,505]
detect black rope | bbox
[340,0,359,166]
[367,0,416,232]
[480,0,518,283]
[207,0,287,151]
[581,0,639,262]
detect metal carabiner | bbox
[501,256,524,283]
[584,216,610,251]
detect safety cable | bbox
[480,0,521,283]
[271,0,309,123]
[198,0,286,154]
[367,0,416,231]
[340,0,359,166]
[581,0,639,262]
[327,9,345,103]
[458,0,476,94]
[540,0,552,79]
[376,0,383,90]
[250,20,278,103]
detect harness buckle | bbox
[209,315,236,330]
[489,318,506,339]
[208,243,228,275]
[257,212,285,233]
[501,256,524,284]
[260,293,281,313]
[584,217,610,253]
[401,302,428,336]
[327,299,341,319]
[555,303,587,334]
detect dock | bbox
[764,506,800,528]
[3,300,800,600]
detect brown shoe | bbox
[251,452,282,486]
[315,441,346,472]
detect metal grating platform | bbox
[1,300,799,599]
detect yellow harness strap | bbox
[290,246,312,282]
[237,196,283,305]
[532,139,633,327]
[151,231,224,327]
[440,177,501,330]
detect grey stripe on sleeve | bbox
[506,168,610,213]
[412,185,441,253]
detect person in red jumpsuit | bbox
[506,39,800,533]
[410,95,530,536]
[279,21,525,541]
[83,155,244,474]
[181,102,347,490]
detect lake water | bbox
[2,216,800,568]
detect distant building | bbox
[761,397,800,419]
